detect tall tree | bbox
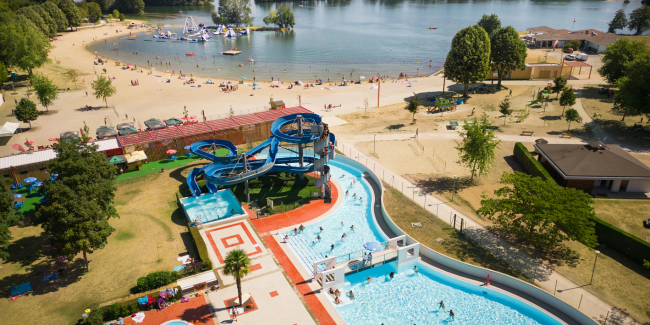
[218,0,252,27]
[16,7,50,38]
[275,6,294,28]
[42,1,68,32]
[552,75,567,98]
[444,25,491,97]
[477,13,501,35]
[88,0,113,13]
[455,114,501,180]
[598,38,648,85]
[404,96,420,123]
[10,15,52,76]
[31,73,58,112]
[565,108,579,130]
[559,87,576,116]
[0,62,7,84]
[499,98,512,125]
[0,178,20,261]
[35,135,118,271]
[628,6,650,35]
[92,75,116,107]
[262,9,276,26]
[115,0,145,14]
[112,9,119,18]
[59,0,83,29]
[85,1,101,21]
[479,172,597,250]
[608,9,628,34]
[15,98,39,128]
[223,249,251,305]
[614,53,650,120]
[490,26,527,88]
[211,10,228,25]
[33,5,58,38]
[65,68,81,88]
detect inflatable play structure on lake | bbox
[186,113,336,199]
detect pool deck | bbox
[122,295,212,325]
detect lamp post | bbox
[373,133,376,154]
[452,175,458,202]
[590,250,600,285]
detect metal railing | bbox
[344,250,398,274]
[333,241,390,265]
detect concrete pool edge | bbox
[334,154,598,325]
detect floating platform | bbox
[222,50,242,55]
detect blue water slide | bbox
[205,181,219,194]
[202,137,280,186]
[270,113,322,144]
[190,140,238,162]
[187,168,203,197]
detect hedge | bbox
[136,271,179,292]
[85,285,182,325]
[592,216,650,264]
[188,223,212,270]
[513,142,553,181]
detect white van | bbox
[576,53,588,61]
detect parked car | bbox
[576,53,588,61]
[565,54,576,61]
[564,47,574,53]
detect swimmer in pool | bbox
[335,297,341,304]
[367,276,373,283]
[350,225,355,231]
[345,190,349,195]
[438,301,445,310]
[317,234,321,241]
[449,310,455,319]
[330,244,335,250]
[320,226,324,231]
[389,271,395,278]
[329,288,334,295]
[414,266,419,272]
[353,193,357,198]
[360,197,363,202]
[349,290,354,299]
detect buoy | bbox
[428,27,437,29]
[485,273,490,286]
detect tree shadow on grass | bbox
[386,124,405,131]
[412,175,476,195]
[0,252,86,297]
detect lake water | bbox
[88,0,643,80]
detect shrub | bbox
[189,224,211,265]
[513,142,553,181]
[592,217,650,264]
[136,271,178,292]
[562,40,581,51]
[86,285,182,323]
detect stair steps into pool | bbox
[285,234,326,277]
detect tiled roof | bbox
[150,126,184,141]
[177,122,213,136]
[231,114,264,126]
[255,109,287,121]
[118,132,155,146]
[206,118,239,131]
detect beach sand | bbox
[0,19,444,156]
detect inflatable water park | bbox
[152,17,249,42]
[186,113,336,201]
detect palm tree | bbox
[223,249,252,305]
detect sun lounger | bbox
[11,282,31,295]
[173,265,186,272]
[43,273,59,281]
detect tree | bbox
[404,96,420,123]
[479,172,597,250]
[444,25,491,97]
[552,75,567,98]
[88,0,113,13]
[477,13,501,35]
[33,5,59,38]
[119,12,125,21]
[65,68,81,88]
[16,7,50,37]
[614,53,650,120]
[9,16,53,76]
[42,1,68,32]
[628,6,650,35]
[223,249,251,305]
[31,73,58,112]
[59,0,82,29]
[15,98,39,128]
[0,178,21,261]
[35,135,118,271]
[112,9,119,18]
[262,9,276,26]
[562,40,581,52]
[93,75,116,107]
[490,26,526,88]
[115,0,145,14]
[211,9,228,25]
[559,87,576,116]
[76,2,89,20]
[85,1,101,22]
[455,114,501,180]
[498,98,512,125]
[565,108,579,130]
[598,38,648,85]
[608,9,628,34]
[218,0,252,27]
[107,13,112,19]
[275,6,294,28]
[0,62,7,84]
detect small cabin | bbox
[270,100,286,110]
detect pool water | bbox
[180,189,245,224]
[333,261,563,325]
[283,159,388,275]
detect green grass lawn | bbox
[592,199,650,243]
[221,172,315,208]
[115,156,203,182]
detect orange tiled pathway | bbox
[249,182,339,234]
[264,234,337,325]
[123,295,212,325]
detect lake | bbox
[87,0,643,81]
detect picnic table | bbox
[449,121,459,130]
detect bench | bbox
[521,131,534,136]
[561,132,573,138]
[448,121,459,130]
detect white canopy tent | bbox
[0,122,19,137]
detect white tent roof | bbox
[0,122,19,136]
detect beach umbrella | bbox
[60,131,79,139]
[96,126,114,135]
[116,122,134,130]
[371,76,377,79]
[359,76,366,80]
[144,118,162,126]
[165,117,183,126]
[190,115,197,119]
[242,77,246,80]
[87,139,95,142]
[147,122,166,130]
[252,82,258,87]
[14,194,22,199]
[166,149,177,154]
[48,137,58,141]
[119,127,138,135]
[24,177,37,184]
[317,79,323,82]
[24,140,34,145]
[363,241,382,252]
[98,130,118,139]
[105,155,127,165]
[183,145,191,150]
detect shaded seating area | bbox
[98,129,118,139]
[116,122,134,130]
[60,131,79,139]
[96,126,114,136]
[119,127,138,135]
[165,117,183,126]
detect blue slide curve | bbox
[186,113,333,197]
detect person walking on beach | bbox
[104,118,107,126]
[416,129,418,138]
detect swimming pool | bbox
[179,189,245,224]
[283,159,388,275]
[332,261,563,325]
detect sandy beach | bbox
[0,19,447,156]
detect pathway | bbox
[335,140,624,325]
